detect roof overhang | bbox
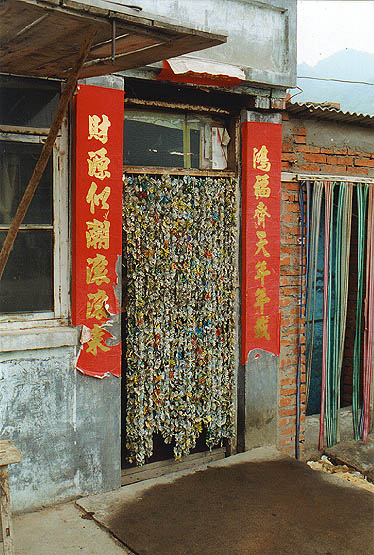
[0,0,226,79]
[287,101,374,128]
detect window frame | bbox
[0,118,70,329]
[123,105,238,175]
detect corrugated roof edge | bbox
[287,101,374,128]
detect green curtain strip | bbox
[305,181,323,403]
[362,187,374,440]
[329,183,343,446]
[329,183,353,446]
[352,183,369,440]
[325,182,335,447]
[336,184,353,442]
[305,181,371,447]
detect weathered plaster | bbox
[129,0,297,88]
[283,118,374,154]
[244,350,278,449]
[0,347,121,513]
[103,254,122,347]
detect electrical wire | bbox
[297,76,374,86]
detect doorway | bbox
[121,107,239,469]
[304,180,373,447]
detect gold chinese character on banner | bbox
[86,324,110,356]
[88,114,111,144]
[255,230,270,257]
[254,201,271,228]
[255,260,271,287]
[86,182,111,214]
[86,218,110,250]
[86,289,108,320]
[253,174,271,199]
[87,148,111,180]
[86,254,110,285]
[253,145,271,172]
[254,287,270,314]
[254,316,270,340]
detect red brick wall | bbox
[278,113,373,455]
[278,180,306,457]
[281,113,374,177]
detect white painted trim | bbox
[0,326,79,353]
[0,133,44,144]
[53,116,70,319]
[0,318,68,329]
[281,171,298,182]
[281,171,374,184]
[0,109,71,336]
[0,313,55,324]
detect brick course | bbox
[281,118,374,177]
[278,113,373,456]
[278,179,306,457]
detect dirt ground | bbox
[83,455,374,555]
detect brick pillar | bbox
[278,180,306,457]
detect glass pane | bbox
[187,115,229,170]
[0,141,52,225]
[124,111,185,167]
[0,75,60,128]
[123,110,229,170]
[190,128,201,169]
[0,230,53,313]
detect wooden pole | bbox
[0,466,13,555]
[0,26,97,280]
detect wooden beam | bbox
[0,466,14,554]
[124,97,230,115]
[124,166,236,178]
[0,26,97,280]
[0,441,22,466]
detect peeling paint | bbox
[103,313,121,347]
[113,254,122,307]
[0,350,121,512]
[72,85,123,378]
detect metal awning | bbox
[0,0,226,79]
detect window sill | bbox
[0,326,80,353]
[124,166,236,177]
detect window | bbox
[123,109,231,170]
[0,76,69,326]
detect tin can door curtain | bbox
[302,180,374,449]
[123,174,237,465]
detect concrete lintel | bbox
[241,110,282,124]
[78,75,125,91]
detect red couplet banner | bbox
[72,84,124,378]
[241,121,282,364]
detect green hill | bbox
[295,49,374,115]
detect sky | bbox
[297,1,374,66]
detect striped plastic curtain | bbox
[304,180,373,449]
